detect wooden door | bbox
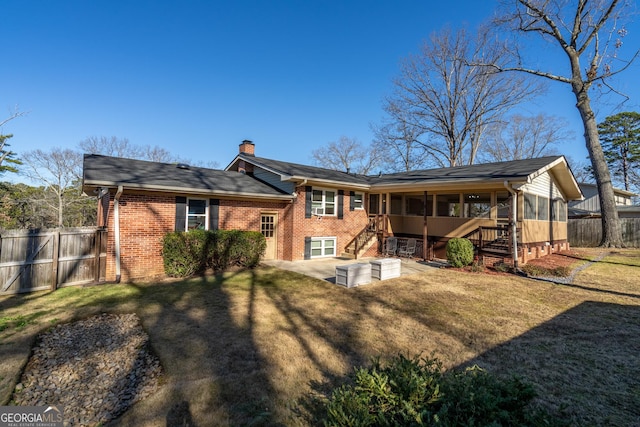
[260,214,278,260]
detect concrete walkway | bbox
[263,256,440,283]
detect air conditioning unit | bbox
[311,207,325,216]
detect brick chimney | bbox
[237,140,254,174]
[239,140,255,156]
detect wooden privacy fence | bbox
[568,218,640,247]
[0,227,107,295]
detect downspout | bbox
[114,185,123,283]
[503,181,520,271]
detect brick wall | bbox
[99,186,572,282]
[289,186,370,260]
[102,191,292,281]
[104,192,175,282]
[521,240,570,263]
[217,199,291,261]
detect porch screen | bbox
[405,194,432,216]
[390,194,403,215]
[436,194,460,217]
[496,192,511,219]
[463,193,491,218]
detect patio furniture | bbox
[370,258,401,280]
[397,238,417,260]
[384,237,398,257]
[335,263,372,288]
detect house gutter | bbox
[114,185,123,283]
[503,181,520,271]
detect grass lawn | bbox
[1,248,639,426]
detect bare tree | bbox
[78,135,218,168]
[569,156,596,184]
[371,110,433,173]
[311,136,381,175]
[493,0,638,246]
[78,136,175,162]
[481,113,573,162]
[20,148,83,227]
[383,26,543,168]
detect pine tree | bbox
[597,112,640,192]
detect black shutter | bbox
[337,190,344,219]
[175,196,187,231]
[209,199,219,230]
[349,191,355,211]
[305,186,312,218]
[304,237,312,260]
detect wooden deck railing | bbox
[463,225,520,254]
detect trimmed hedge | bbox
[446,238,475,268]
[162,229,266,277]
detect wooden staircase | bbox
[463,225,520,256]
[343,216,382,259]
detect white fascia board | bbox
[83,181,294,201]
[371,177,528,192]
[286,175,371,190]
[223,155,242,171]
[529,157,583,200]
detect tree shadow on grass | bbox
[558,250,640,268]
[1,268,287,426]
[459,301,640,426]
[110,270,284,426]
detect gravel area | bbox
[12,313,163,426]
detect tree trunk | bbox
[573,84,624,247]
[58,193,64,228]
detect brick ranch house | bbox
[82,140,583,282]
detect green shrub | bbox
[162,230,266,277]
[323,355,443,426]
[436,366,539,426]
[318,354,555,426]
[446,238,474,268]
[162,230,209,277]
[493,261,512,273]
[469,261,485,273]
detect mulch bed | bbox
[453,249,597,276]
[524,250,584,270]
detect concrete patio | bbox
[263,256,441,283]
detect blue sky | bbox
[2,0,639,180]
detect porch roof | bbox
[368,156,582,199]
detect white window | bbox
[552,198,567,222]
[524,193,554,221]
[312,188,336,216]
[311,237,336,258]
[187,199,207,230]
[353,192,364,209]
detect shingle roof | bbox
[84,153,582,200]
[370,156,564,186]
[233,154,371,186]
[82,154,293,199]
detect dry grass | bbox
[1,248,639,426]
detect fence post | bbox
[50,231,60,291]
[94,229,102,283]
